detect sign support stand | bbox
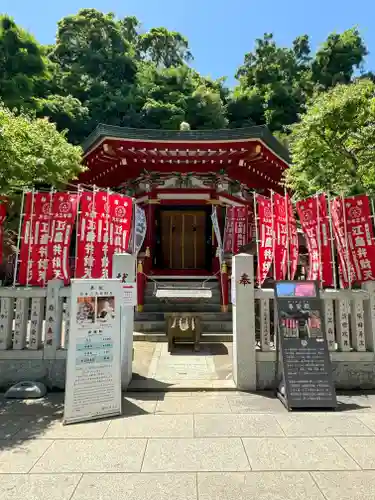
[274,280,337,411]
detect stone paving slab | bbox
[275,413,375,436]
[194,413,285,437]
[155,394,232,414]
[0,395,64,416]
[226,393,288,413]
[336,437,375,469]
[0,439,54,473]
[105,414,194,438]
[197,472,325,500]
[0,416,33,439]
[71,473,197,500]
[31,439,147,473]
[242,437,360,470]
[132,342,233,389]
[142,438,250,472]
[0,474,82,500]
[16,418,111,440]
[354,413,375,432]
[312,471,375,500]
[3,391,375,498]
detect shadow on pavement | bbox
[0,392,64,451]
[0,390,163,451]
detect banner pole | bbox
[271,190,276,281]
[371,198,375,242]
[327,194,338,290]
[316,193,323,289]
[13,189,26,288]
[26,189,36,287]
[103,187,110,279]
[89,186,97,279]
[253,193,261,287]
[74,185,82,279]
[44,187,54,288]
[341,193,351,289]
[284,190,291,280]
[132,200,137,256]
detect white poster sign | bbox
[211,207,224,265]
[63,279,123,425]
[133,204,147,256]
[114,272,137,306]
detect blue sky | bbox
[2,0,375,87]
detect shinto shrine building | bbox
[80,124,290,278]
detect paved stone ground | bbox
[2,391,375,498]
[131,341,235,390]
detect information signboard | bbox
[275,281,337,410]
[63,279,123,424]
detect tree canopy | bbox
[0,10,371,144]
[0,9,374,202]
[286,79,375,199]
[0,104,83,197]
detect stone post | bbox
[220,262,229,312]
[363,282,375,352]
[136,259,145,312]
[232,253,256,390]
[113,252,136,389]
[44,279,64,358]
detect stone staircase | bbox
[134,278,232,342]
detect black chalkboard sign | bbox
[275,281,337,410]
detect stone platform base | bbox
[0,350,374,391]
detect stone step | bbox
[142,304,232,313]
[146,280,219,288]
[143,296,221,305]
[144,285,221,293]
[135,312,232,322]
[134,320,233,333]
[133,332,233,342]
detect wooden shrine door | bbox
[160,210,207,270]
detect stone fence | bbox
[232,253,375,391]
[0,252,374,390]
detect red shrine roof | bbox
[80,124,290,192]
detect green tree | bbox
[49,9,138,134]
[232,33,311,131]
[33,94,89,144]
[0,15,47,109]
[0,103,83,196]
[231,29,369,132]
[286,79,375,199]
[311,28,367,89]
[137,27,193,67]
[137,64,227,129]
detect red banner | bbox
[330,197,357,287]
[223,206,252,254]
[296,194,334,286]
[0,203,6,265]
[46,193,79,284]
[18,192,78,286]
[286,195,299,280]
[343,195,375,282]
[75,192,133,279]
[273,193,288,280]
[256,195,273,284]
[19,193,52,286]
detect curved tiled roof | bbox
[82,123,290,163]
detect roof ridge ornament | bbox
[180,121,191,131]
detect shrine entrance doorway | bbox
[155,207,212,273]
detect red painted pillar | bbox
[144,202,154,274]
[220,261,229,313]
[137,259,145,312]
